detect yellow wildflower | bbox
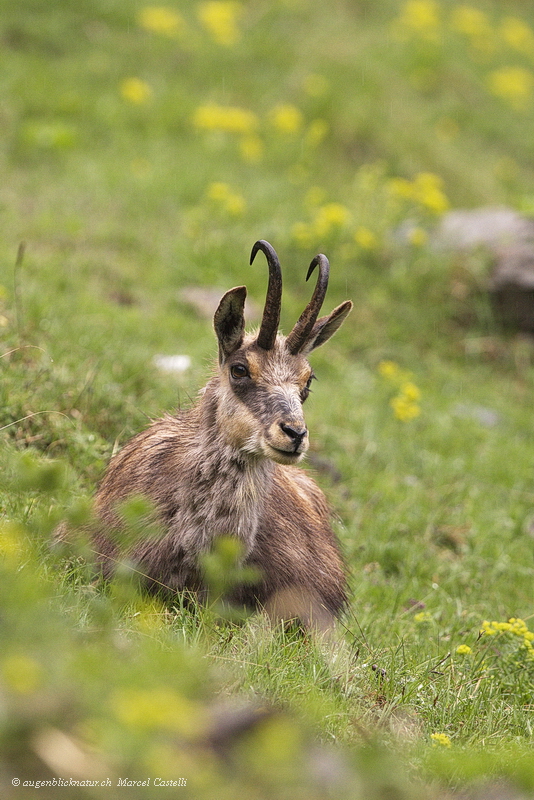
[120,78,152,105]
[431,732,451,747]
[313,203,351,237]
[378,360,402,380]
[0,522,30,564]
[456,644,472,655]
[509,617,530,636]
[394,0,441,41]
[387,176,414,200]
[2,655,42,695]
[450,5,492,37]
[481,618,533,636]
[354,226,378,250]
[137,6,185,38]
[192,103,259,135]
[198,1,243,47]
[494,621,511,631]
[500,17,534,56]
[391,394,421,421]
[414,611,432,623]
[225,194,245,216]
[488,66,534,110]
[401,381,421,402]
[412,172,449,214]
[381,365,422,421]
[111,688,204,736]
[388,173,448,214]
[207,181,232,201]
[269,104,303,135]
[450,5,494,52]
[481,620,497,635]
[206,182,246,216]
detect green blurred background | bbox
[3,1,534,797]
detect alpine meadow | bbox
[3,1,534,798]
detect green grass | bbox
[3,0,534,796]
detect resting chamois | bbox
[91,241,352,626]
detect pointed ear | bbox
[300,300,352,355]
[213,286,247,363]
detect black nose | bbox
[280,423,307,450]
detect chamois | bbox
[90,241,352,626]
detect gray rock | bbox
[434,207,534,251]
[434,207,534,333]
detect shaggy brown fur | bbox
[83,242,352,626]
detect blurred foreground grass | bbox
[3,0,534,796]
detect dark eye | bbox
[230,364,249,379]
[300,372,316,402]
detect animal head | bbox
[212,240,352,465]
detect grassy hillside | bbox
[2,0,534,796]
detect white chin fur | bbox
[263,442,305,465]
[238,435,305,465]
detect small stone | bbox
[153,354,191,373]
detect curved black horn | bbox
[251,240,283,351]
[286,254,330,355]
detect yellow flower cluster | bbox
[2,654,42,695]
[378,360,403,380]
[390,384,421,421]
[393,2,534,110]
[120,77,152,105]
[431,732,451,747]
[206,182,246,216]
[314,203,351,235]
[197,1,243,46]
[269,104,303,135]
[394,1,495,51]
[354,226,379,250]
[0,521,30,565]
[487,66,534,110]
[394,0,441,42]
[137,6,185,38]
[455,644,472,655]
[291,202,351,246]
[414,611,432,623]
[450,5,494,52]
[481,617,534,658]
[137,2,245,47]
[387,172,449,215]
[192,103,259,135]
[378,361,422,421]
[112,687,204,736]
[191,101,326,164]
[500,16,534,56]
